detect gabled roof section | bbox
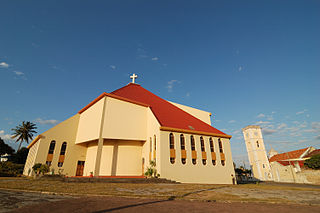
[78,92,149,114]
[269,147,309,162]
[111,83,231,138]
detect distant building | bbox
[243,125,318,183]
[242,125,272,181]
[0,153,11,162]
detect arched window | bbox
[169,133,175,164]
[169,133,174,149]
[190,135,195,151]
[149,137,152,162]
[48,140,56,154]
[200,137,205,152]
[190,135,196,165]
[180,134,186,164]
[154,135,156,161]
[209,138,216,166]
[209,138,214,152]
[46,140,56,166]
[218,139,223,153]
[200,137,206,165]
[256,141,260,148]
[218,138,225,166]
[58,142,67,167]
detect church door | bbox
[76,161,85,176]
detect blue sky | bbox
[0,1,319,167]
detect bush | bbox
[304,154,320,170]
[32,163,49,175]
[0,162,24,177]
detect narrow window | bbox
[58,142,67,167]
[209,137,216,165]
[190,135,195,151]
[218,139,223,153]
[154,135,156,161]
[209,137,214,152]
[169,133,175,164]
[169,133,174,149]
[190,135,196,165]
[200,137,206,165]
[46,140,56,166]
[218,138,225,166]
[256,141,260,148]
[180,134,186,164]
[200,137,205,152]
[149,137,152,161]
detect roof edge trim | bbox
[27,135,43,149]
[78,92,150,114]
[160,126,232,139]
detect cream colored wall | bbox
[145,108,161,173]
[83,141,98,176]
[242,126,272,181]
[98,140,144,176]
[76,97,105,144]
[159,131,236,184]
[25,114,87,176]
[270,162,296,183]
[23,139,40,176]
[169,101,211,125]
[102,97,147,141]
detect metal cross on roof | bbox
[130,73,138,83]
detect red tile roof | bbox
[269,147,309,162]
[305,149,320,158]
[111,83,230,138]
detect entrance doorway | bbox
[76,161,85,176]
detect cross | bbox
[130,73,138,83]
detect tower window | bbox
[256,141,260,148]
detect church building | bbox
[24,75,235,184]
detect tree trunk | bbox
[17,141,23,151]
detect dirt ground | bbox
[6,194,320,213]
[0,178,320,212]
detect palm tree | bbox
[11,121,37,151]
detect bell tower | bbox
[242,125,273,181]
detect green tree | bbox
[0,137,15,155]
[304,154,320,170]
[11,121,37,151]
[12,147,29,164]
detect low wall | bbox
[296,169,320,185]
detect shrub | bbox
[32,163,49,175]
[304,154,320,170]
[0,162,24,177]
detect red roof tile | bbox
[111,83,229,137]
[269,147,309,162]
[305,149,320,158]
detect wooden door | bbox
[76,161,85,176]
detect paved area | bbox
[6,195,320,213]
[0,190,74,213]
